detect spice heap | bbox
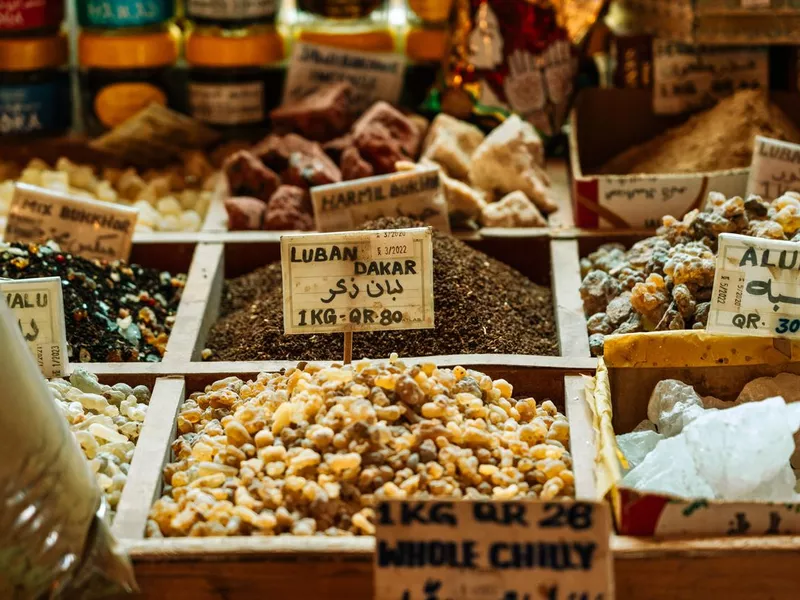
[617,378,800,501]
[51,369,150,519]
[597,90,800,175]
[0,241,185,361]
[223,83,556,231]
[0,152,217,233]
[580,191,800,356]
[206,217,558,360]
[148,358,573,537]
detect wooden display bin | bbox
[102,360,595,600]
[562,331,800,600]
[163,233,592,365]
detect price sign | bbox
[0,277,68,377]
[5,183,138,262]
[709,233,800,338]
[652,40,767,115]
[281,227,434,335]
[283,42,405,113]
[312,166,449,233]
[375,500,613,600]
[746,136,800,199]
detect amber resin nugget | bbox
[148,358,573,538]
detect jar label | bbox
[0,81,70,135]
[0,0,63,31]
[94,82,167,128]
[189,82,265,126]
[187,0,276,19]
[78,0,174,28]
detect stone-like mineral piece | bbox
[270,82,354,142]
[647,379,706,437]
[622,435,714,499]
[469,115,557,214]
[616,430,663,471]
[481,191,547,228]
[421,113,485,181]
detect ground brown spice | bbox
[205,217,558,360]
[598,90,800,175]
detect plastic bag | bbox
[0,299,137,598]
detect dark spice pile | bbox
[205,217,558,360]
[0,242,185,362]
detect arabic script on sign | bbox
[746,136,800,199]
[5,183,138,262]
[0,277,68,377]
[708,233,800,338]
[281,227,434,335]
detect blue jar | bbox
[77,0,176,29]
[0,33,71,138]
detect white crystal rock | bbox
[738,463,799,502]
[617,430,663,471]
[683,397,800,500]
[736,373,800,405]
[647,379,706,437]
[622,435,714,499]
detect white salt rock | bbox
[179,210,202,232]
[622,435,714,499]
[157,196,182,217]
[77,392,109,411]
[683,397,800,500]
[647,379,706,437]
[88,423,127,444]
[738,463,799,502]
[617,430,663,471]
[736,373,800,405]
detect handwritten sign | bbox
[312,166,450,233]
[283,42,405,113]
[652,40,768,115]
[281,227,434,335]
[5,183,138,262]
[0,277,67,377]
[90,103,220,167]
[708,233,800,338]
[746,136,800,199]
[375,500,613,600]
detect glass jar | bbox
[185,0,278,27]
[405,0,453,25]
[77,0,176,29]
[293,0,393,51]
[185,25,284,139]
[403,24,447,107]
[0,0,63,36]
[0,33,71,138]
[78,25,182,134]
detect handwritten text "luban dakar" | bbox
[289,245,418,276]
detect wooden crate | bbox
[104,359,595,600]
[560,334,800,600]
[162,233,591,365]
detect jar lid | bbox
[186,27,284,66]
[79,25,180,68]
[406,27,448,62]
[0,33,68,72]
[297,28,395,52]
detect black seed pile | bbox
[0,242,185,362]
[206,217,558,360]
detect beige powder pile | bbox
[598,90,800,175]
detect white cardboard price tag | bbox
[375,500,613,600]
[282,42,405,113]
[5,183,138,262]
[746,136,800,199]
[311,166,450,233]
[708,233,800,338]
[0,277,68,377]
[281,227,434,335]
